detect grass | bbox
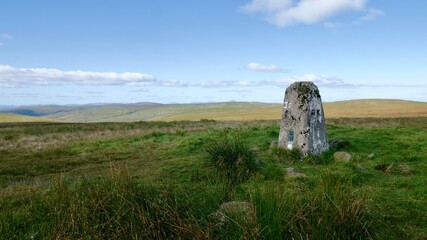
[0,118,426,239]
[205,131,258,185]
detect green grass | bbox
[205,131,258,185]
[0,118,426,239]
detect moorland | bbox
[0,100,426,239]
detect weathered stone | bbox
[334,151,352,162]
[285,167,307,178]
[214,201,257,225]
[279,82,329,156]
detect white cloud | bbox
[1,33,13,40]
[200,80,258,88]
[4,65,418,92]
[263,74,350,88]
[0,65,157,88]
[198,75,348,89]
[354,8,384,23]
[246,62,286,72]
[158,79,190,87]
[201,81,238,88]
[129,88,150,93]
[240,0,367,27]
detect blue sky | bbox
[1,0,426,105]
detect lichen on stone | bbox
[296,82,313,104]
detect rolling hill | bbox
[0,114,55,123]
[1,99,426,122]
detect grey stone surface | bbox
[278,81,329,156]
[334,151,352,162]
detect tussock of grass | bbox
[270,146,303,163]
[205,131,258,185]
[253,174,371,239]
[0,167,373,239]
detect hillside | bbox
[0,114,55,123]
[324,99,427,118]
[1,99,426,122]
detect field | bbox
[2,99,427,123]
[1,118,426,239]
[0,114,54,123]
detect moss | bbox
[293,82,321,103]
[296,82,313,104]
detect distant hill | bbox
[0,114,55,123]
[323,99,427,118]
[0,105,15,110]
[46,102,278,122]
[1,99,426,122]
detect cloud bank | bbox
[240,0,368,27]
[2,65,423,90]
[246,62,287,72]
[0,65,157,87]
[261,74,350,88]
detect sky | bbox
[1,0,427,105]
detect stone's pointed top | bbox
[288,81,318,89]
[286,81,322,104]
[290,81,317,86]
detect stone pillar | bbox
[278,81,329,156]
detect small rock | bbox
[285,167,307,178]
[334,151,352,163]
[368,153,375,159]
[214,201,257,225]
